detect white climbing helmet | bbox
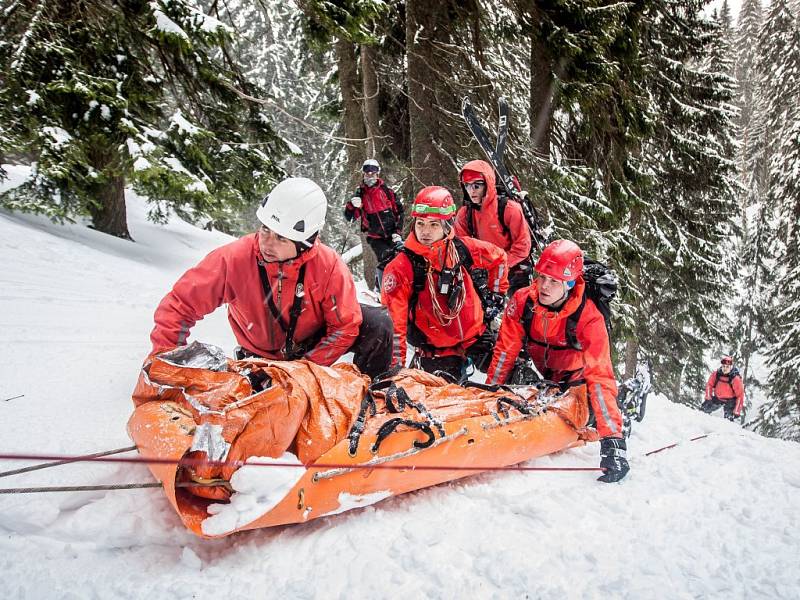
[256,177,327,245]
[362,158,380,172]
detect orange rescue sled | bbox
[128,343,595,537]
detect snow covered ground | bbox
[1,173,799,599]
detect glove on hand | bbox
[350,196,362,208]
[597,437,630,483]
[391,233,402,243]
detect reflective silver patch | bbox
[489,352,506,385]
[159,341,228,371]
[190,423,230,462]
[595,383,619,435]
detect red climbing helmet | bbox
[411,186,457,220]
[534,239,584,282]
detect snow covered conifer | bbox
[629,0,739,404]
[0,0,286,239]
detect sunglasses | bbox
[463,182,486,191]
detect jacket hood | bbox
[459,159,498,211]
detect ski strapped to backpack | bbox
[461,96,549,252]
[402,238,501,353]
[520,258,617,351]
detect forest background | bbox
[1,0,799,440]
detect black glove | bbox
[597,437,630,483]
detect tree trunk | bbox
[529,18,553,158]
[84,139,131,239]
[87,167,131,240]
[361,43,382,159]
[335,36,377,287]
[406,0,457,190]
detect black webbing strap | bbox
[521,296,583,351]
[257,261,307,358]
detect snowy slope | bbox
[1,180,799,599]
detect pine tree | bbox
[0,0,286,239]
[756,4,800,440]
[629,0,739,405]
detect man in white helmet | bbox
[147,177,393,377]
[344,159,405,282]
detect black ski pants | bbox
[235,303,393,380]
[700,398,737,421]
[350,303,394,379]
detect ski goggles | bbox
[362,166,380,174]
[463,181,486,191]
[721,358,733,365]
[412,203,457,217]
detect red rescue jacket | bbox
[454,160,532,269]
[486,281,622,438]
[381,232,508,367]
[344,179,403,239]
[705,369,745,416]
[150,234,362,365]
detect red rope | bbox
[0,434,713,481]
[643,434,710,456]
[0,452,602,473]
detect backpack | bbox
[712,367,741,393]
[521,258,617,351]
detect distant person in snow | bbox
[381,186,508,382]
[344,159,405,285]
[147,177,393,378]
[455,160,533,293]
[701,355,744,422]
[485,239,628,483]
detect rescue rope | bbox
[0,450,604,476]
[0,434,717,494]
[643,434,710,456]
[0,481,229,494]
[0,445,137,479]
[427,241,466,326]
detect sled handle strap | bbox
[347,393,378,457]
[370,418,436,455]
[496,396,533,419]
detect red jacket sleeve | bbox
[486,289,527,385]
[304,258,362,366]
[467,237,509,295]
[503,201,532,268]
[381,256,413,368]
[576,305,621,438]
[150,248,228,352]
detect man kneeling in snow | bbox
[485,240,629,483]
[146,177,393,378]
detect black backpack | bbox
[521,258,617,351]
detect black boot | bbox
[597,437,630,483]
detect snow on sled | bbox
[128,342,596,538]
